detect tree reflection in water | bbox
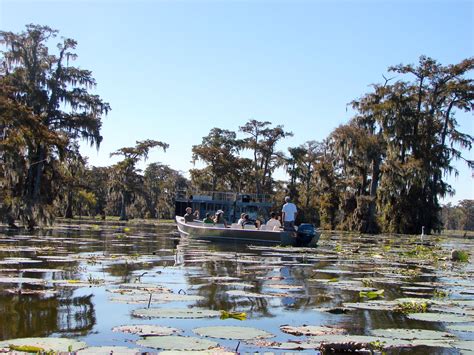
[0,291,95,340]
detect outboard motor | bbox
[296,223,316,247]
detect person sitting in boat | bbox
[240,214,254,227]
[237,213,246,225]
[184,207,199,223]
[203,213,214,224]
[213,210,228,227]
[265,212,282,230]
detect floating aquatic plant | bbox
[136,335,219,351]
[433,289,448,298]
[361,278,374,287]
[112,325,181,336]
[0,338,87,352]
[133,307,221,319]
[280,325,346,336]
[407,313,474,323]
[359,289,384,300]
[8,344,45,353]
[220,310,246,320]
[396,300,428,314]
[194,326,273,340]
[451,249,469,262]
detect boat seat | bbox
[259,225,268,231]
[243,225,256,230]
[230,223,242,229]
[214,223,225,228]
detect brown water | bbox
[0,220,472,353]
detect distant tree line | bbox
[441,200,474,231]
[1,24,473,234]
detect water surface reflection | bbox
[0,220,472,353]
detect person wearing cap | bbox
[213,210,228,227]
[282,196,297,231]
[184,207,199,223]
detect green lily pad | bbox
[136,335,218,350]
[307,335,454,349]
[132,307,221,319]
[265,284,304,291]
[280,325,346,336]
[76,346,140,354]
[0,337,87,352]
[225,290,276,298]
[118,283,172,293]
[407,313,474,323]
[109,294,167,304]
[343,300,398,311]
[193,326,273,340]
[370,328,456,340]
[159,349,234,355]
[448,325,474,333]
[112,325,182,336]
[454,340,474,351]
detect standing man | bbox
[282,196,297,231]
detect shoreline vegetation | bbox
[1,24,473,235]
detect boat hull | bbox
[175,216,319,246]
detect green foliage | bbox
[0,24,109,228]
[220,310,247,320]
[8,344,45,353]
[452,250,469,262]
[433,289,448,298]
[361,278,374,287]
[442,200,474,231]
[359,289,384,299]
[396,301,428,314]
[108,140,168,220]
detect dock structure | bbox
[175,191,274,223]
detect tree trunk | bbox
[366,157,381,233]
[65,191,74,219]
[119,192,128,221]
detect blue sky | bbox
[1,0,473,204]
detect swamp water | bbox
[0,220,473,354]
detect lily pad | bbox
[112,325,182,336]
[132,307,221,319]
[0,337,87,352]
[136,335,218,351]
[280,325,346,336]
[193,326,273,340]
[159,349,234,355]
[118,283,172,291]
[225,290,276,298]
[370,328,456,340]
[76,346,140,354]
[448,325,474,333]
[407,313,474,323]
[343,300,397,311]
[306,334,454,349]
[454,340,474,351]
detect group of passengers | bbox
[184,207,227,226]
[184,196,298,231]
